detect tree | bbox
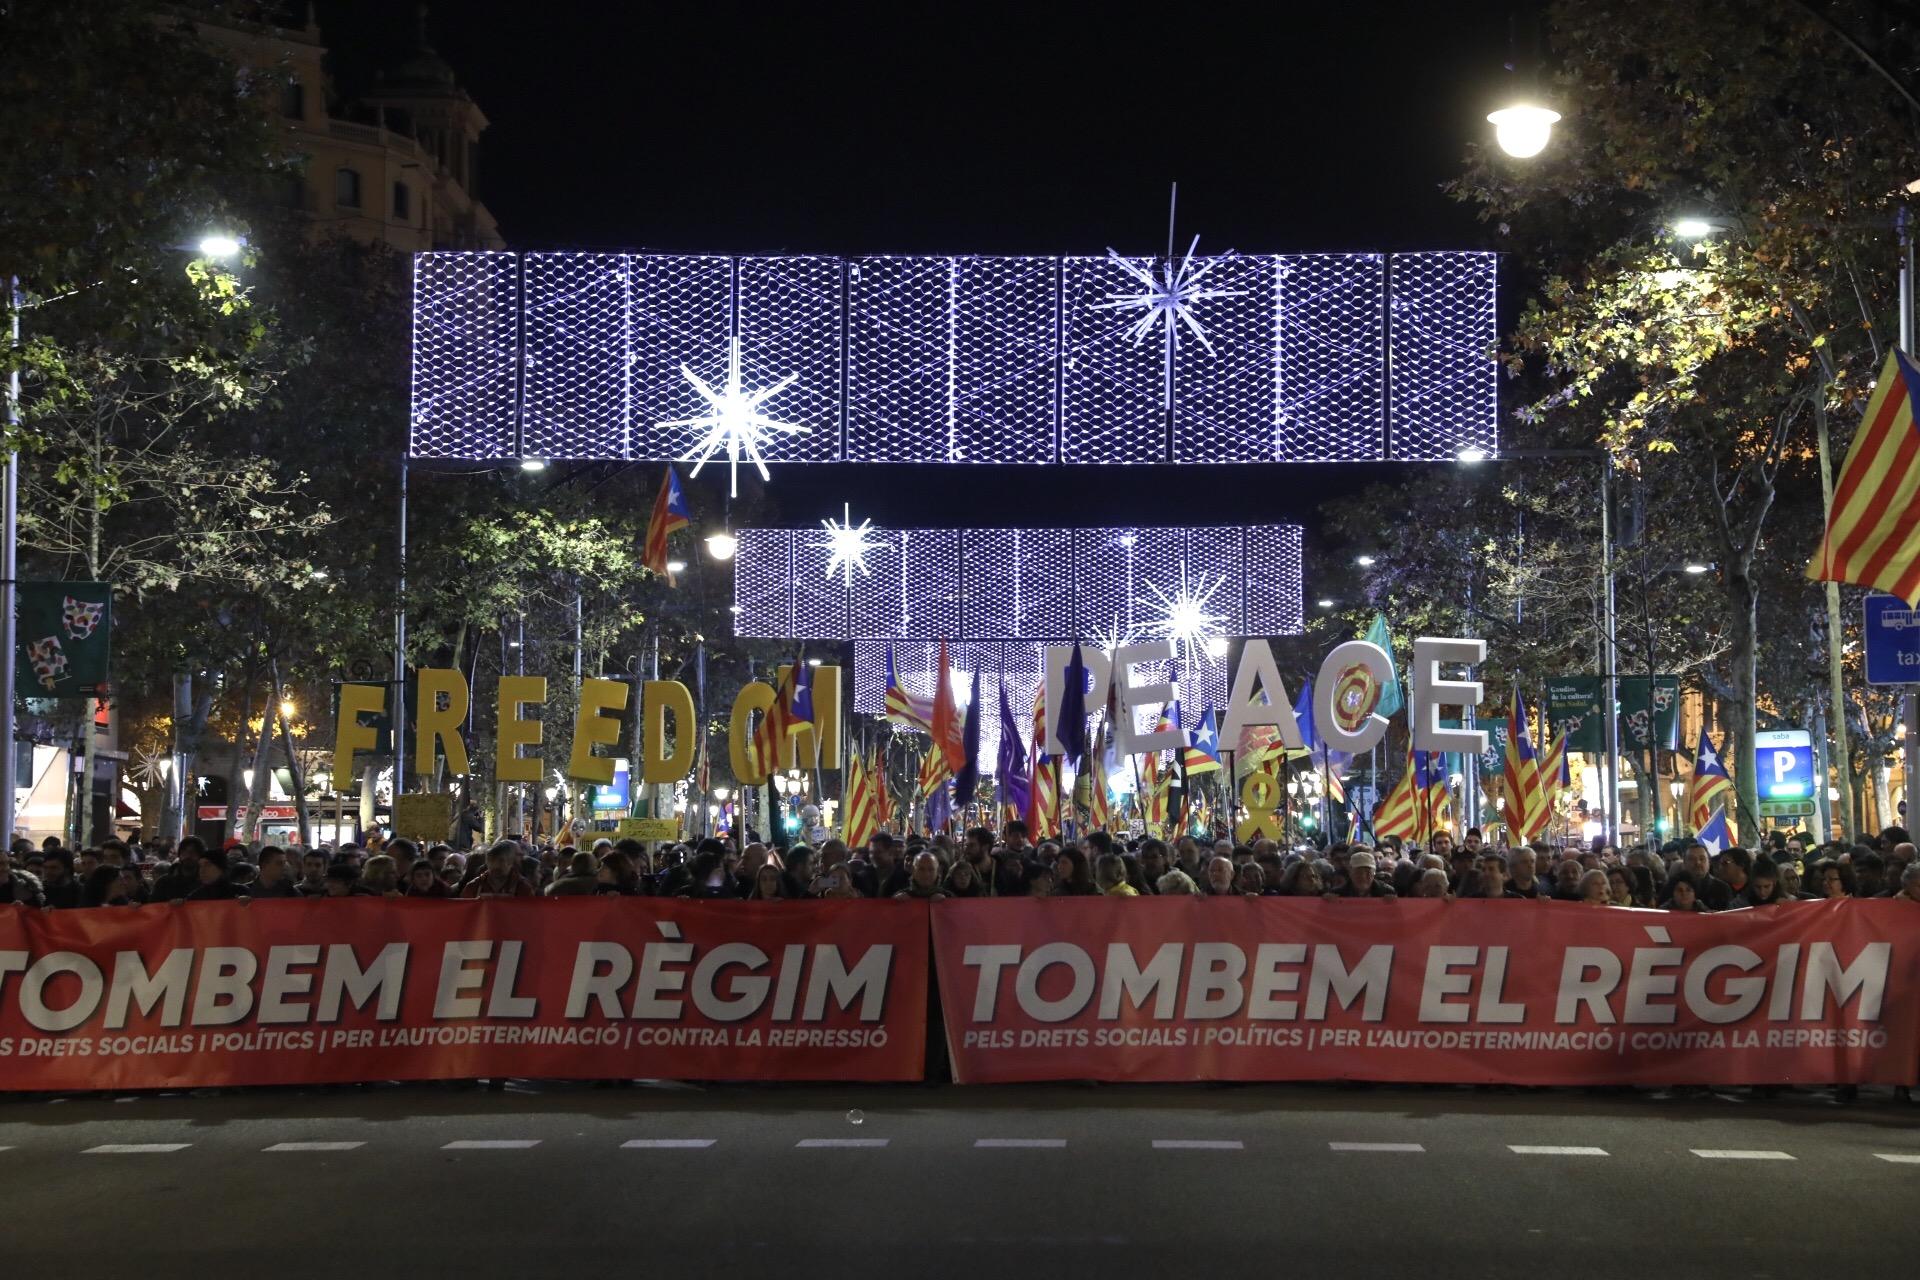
[1448,0,1920,838]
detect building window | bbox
[392,181,411,222]
[284,175,306,210]
[334,167,361,208]
[280,78,305,120]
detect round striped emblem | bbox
[1331,662,1382,733]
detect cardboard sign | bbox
[392,792,452,842]
[617,817,680,841]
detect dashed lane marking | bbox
[264,1142,365,1153]
[1874,1153,1920,1164]
[1330,1143,1424,1153]
[1690,1149,1794,1161]
[441,1140,541,1150]
[796,1139,889,1149]
[83,1144,190,1154]
[622,1139,717,1149]
[1509,1146,1609,1157]
[974,1139,1068,1149]
[1152,1140,1243,1150]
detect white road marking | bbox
[442,1140,541,1150]
[83,1143,190,1154]
[796,1138,889,1149]
[1690,1149,1794,1160]
[1152,1140,1243,1150]
[974,1139,1068,1149]
[1509,1145,1609,1157]
[1874,1153,1920,1164]
[1330,1142,1425,1153]
[622,1139,717,1149]
[264,1142,365,1153]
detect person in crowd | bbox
[595,849,645,895]
[463,841,537,898]
[1898,862,1920,904]
[1025,861,1058,897]
[1200,855,1237,896]
[1550,858,1585,901]
[1851,851,1887,898]
[150,835,204,902]
[321,863,360,897]
[1624,865,1657,908]
[748,861,789,900]
[451,801,485,852]
[1577,868,1612,906]
[358,854,403,898]
[859,832,910,898]
[678,846,736,899]
[98,838,130,869]
[83,863,132,907]
[1137,838,1172,890]
[1335,850,1396,899]
[1663,871,1707,912]
[1276,859,1323,896]
[1147,868,1191,895]
[1729,857,1783,907]
[295,849,330,897]
[1715,846,1753,901]
[1094,852,1137,896]
[782,844,815,897]
[545,850,600,896]
[1474,853,1527,900]
[817,863,861,899]
[36,850,81,909]
[404,858,451,897]
[1605,866,1635,907]
[250,846,301,898]
[944,857,988,898]
[439,853,467,889]
[1679,841,1734,910]
[896,851,948,901]
[1053,846,1097,896]
[1410,868,1450,899]
[1505,846,1548,899]
[185,846,246,901]
[1813,858,1854,899]
[1233,862,1266,896]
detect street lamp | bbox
[519,457,548,472]
[705,530,738,561]
[1683,562,1711,575]
[1355,555,1376,567]
[197,233,243,259]
[665,559,687,574]
[1487,104,1561,158]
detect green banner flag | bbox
[1364,614,1403,718]
[1617,675,1682,752]
[16,581,111,699]
[1545,676,1604,753]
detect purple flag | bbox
[997,679,1030,816]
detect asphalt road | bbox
[1,1082,1915,1279]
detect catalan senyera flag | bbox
[931,640,966,772]
[745,657,803,780]
[1502,687,1546,842]
[1807,346,1920,604]
[1027,684,1059,839]
[884,646,933,731]
[1422,752,1451,839]
[1686,727,1735,833]
[1373,745,1421,841]
[1087,735,1112,831]
[843,752,878,848]
[1536,729,1570,833]
[642,465,692,584]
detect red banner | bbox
[931,897,1920,1086]
[0,898,927,1091]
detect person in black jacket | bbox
[0,848,44,906]
[185,846,247,901]
[150,836,206,902]
[38,849,82,909]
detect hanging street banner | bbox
[0,899,928,1092]
[931,897,1918,1087]
[1544,676,1604,752]
[15,580,111,698]
[1617,675,1682,753]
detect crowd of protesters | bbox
[3,819,1916,913]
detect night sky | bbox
[318,0,1534,533]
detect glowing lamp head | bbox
[1457,445,1491,464]
[519,457,548,472]
[705,531,739,561]
[1672,218,1715,239]
[197,233,243,259]
[1487,104,1560,159]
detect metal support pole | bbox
[1903,215,1919,838]
[1600,457,1623,846]
[393,455,408,798]
[1,277,19,848]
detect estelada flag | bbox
[884,645,933,732]
[643,466,692,585]
[1808,347,1920,603]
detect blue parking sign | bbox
[1863,594,1920,685]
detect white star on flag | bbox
[1195,722,1216,750]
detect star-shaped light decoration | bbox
[659,336,807,498]
[813,503,884,588]
[1092,235,1244,357]
[1142,562,1229,672]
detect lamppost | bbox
[1460,444,1623,844]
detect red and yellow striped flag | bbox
[1373,746,1421,841]
[1809,347,1920,603]
[1026,684,1059,839]
[843,752,877,848]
